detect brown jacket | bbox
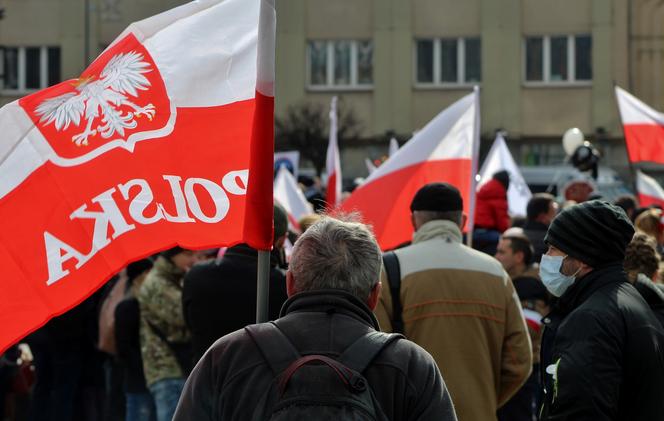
[376,220,532,421]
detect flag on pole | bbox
[342,89,480,250]
[636,170,664,208]
[615,86,664,164]
[389,137,399,157]
[326,96,342,207]
[365,158,377,175]
[478,133,532,216]
[0,0,275,354]
[274,165,313,231]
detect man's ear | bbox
[286,271,297,297]
[460,213,468,230]
[366,281,382,311]
[411,213,418,231]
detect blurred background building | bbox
[0,0,663,183]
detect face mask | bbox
[539,254,581,297]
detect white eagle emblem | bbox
[35,51,155,146]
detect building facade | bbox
[0,0,663,181]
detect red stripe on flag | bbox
[624,123,664,165]
[326,172,337,210]
[639,192,664,208]
[341,159,472,251]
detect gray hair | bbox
[289,216,382,301]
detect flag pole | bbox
[467,86,481,247]
[256,250,271,323]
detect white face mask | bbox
[539,254,581,297]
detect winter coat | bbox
[539,264,664,420]
[173,290,458,421]
[475,178,510,232]
[632,273,664,328]
[375,220,532,421]
[182,244,287,362]
[138,256,190,387]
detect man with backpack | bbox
[173,216,457,420]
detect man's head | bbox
[495,234,533,276]
[624,233,660,283]
[614,195,638,221]
[410,183,465,231]
[287,216,382,309]
[161,247,198,272]
[273,203,289,250]
[544,200,635,277]
[527,193,558,226]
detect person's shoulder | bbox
[374,334,439,375]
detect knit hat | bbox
[410,183,463,212]
[544,200,635,267]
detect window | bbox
[307,40,373,89]
[524,35,592,84]
[415,37,481,86]
[0,46,61,93]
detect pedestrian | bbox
[494,232,549,421]
[523,193,559,263]
[539,201,664,419]
[473,170,511,255]
[623,233,664,326]
[138,248,198,421]
[174,216,458,420]
[182,205,289,362]
[376,182,531,421]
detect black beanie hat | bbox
[410,183,463,212]
[544,200,635,267]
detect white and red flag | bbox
[274,165,313,232]
[326,96,342,207]
[0,0,275,353]
[615,86,664,164]
[636,170,664,208]
[478,133,532,216]
[342,89,480,250]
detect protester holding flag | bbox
[138,248,198,421]
[473,170,511,255]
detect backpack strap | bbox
[382,251,404,334]
[245,322,300,375]
[338,331,404,373]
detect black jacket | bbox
[539,264,664,420]
[632,273,664,328]
[182,244,287,362]
[173,290,457,421]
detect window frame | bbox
[306,39,373,92]
[522,35,592,87]
[0,46,61,94]
[413,37,481,89]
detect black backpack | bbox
[245,322,403,420]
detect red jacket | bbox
[474,179,510,232]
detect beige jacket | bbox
[376,220,532,421]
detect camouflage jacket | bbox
[138,256,190,387]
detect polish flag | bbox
[342,89,480,250]
[636,170,664,208]
[326,96,342,207]
[274,165,313,232]
[615,86,664,164]
[389,137,400,157]
[478,133,532,216]
[0,0,275,353]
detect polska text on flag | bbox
[0,0,275,353]
[615,86,664,165]
[342,89,480,251]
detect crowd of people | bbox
[2,171,664,421]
